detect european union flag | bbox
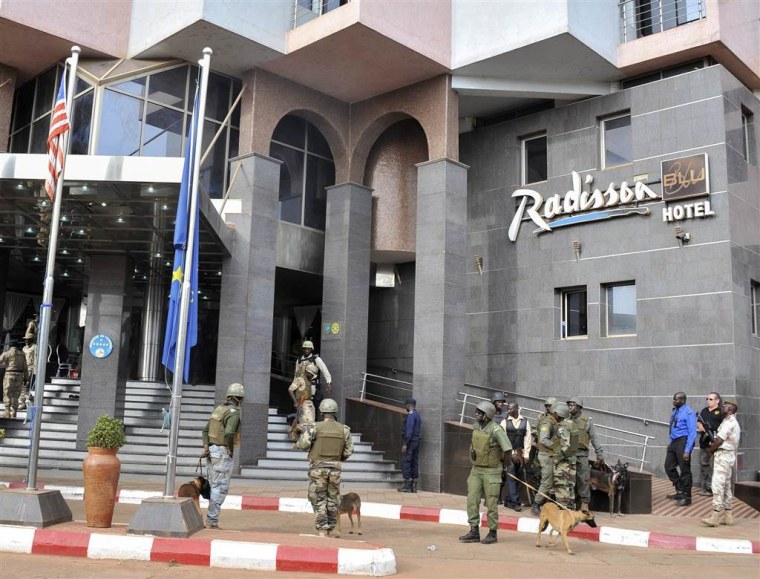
[162,86,200,382]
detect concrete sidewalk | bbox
[1,467,758,575]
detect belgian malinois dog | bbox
[536,502,597,555]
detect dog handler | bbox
[531,397,558,516]
[459,401,512,545]
[201,382,245,529]
[295,398,354,537]
[567,396,604,512]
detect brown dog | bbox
[177,477,204,514]
[336,492,362,536]
[535,502,597,555]
[589,460,629,517]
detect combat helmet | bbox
[567,396,584,408]
[319,398,339,414]
[491,391,506,403]
[302,340,314,349]
[304,363,319,377]
[226,383,245,398]
[476,400,496,420]
[543,396,558,409]
[554,403,570,419]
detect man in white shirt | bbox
[501,402,532,511]
[701,400,741,527]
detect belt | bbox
[4,370,23,374]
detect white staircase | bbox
[238,409,405,489]
[0,381,404,488]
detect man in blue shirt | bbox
[398,398,422,493]
[665,391,697,506]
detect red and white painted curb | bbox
[3,482,758,555]
[0,525,396,576]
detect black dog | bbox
[589,460,629,516]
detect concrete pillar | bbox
[137,273,164,381]
[76,254,133,448]
[412,158,468,492]
[0,65,16,153]
[320,183,373,407]
[215,153,280,466]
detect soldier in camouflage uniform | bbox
[553,403,579,509]
[567,396,604,511]
[20,333,38,411]
[201,382,245,529]
[288,363,318,440]
[458,400,512,545]
[0,340,27,418]
[531,397,558,515]
[295,398,354,537]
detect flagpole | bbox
[163,47,212,497]
[27,46,81,490]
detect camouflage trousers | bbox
[3,373,23,412]
[711,450,735,511]
[553,455,576,508]
[308,466,341,531]
[298,400,315,425]
[535,452,554,505]
[575,453,591,504]
[206,445,234,526]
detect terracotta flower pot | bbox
[83,447,121,528]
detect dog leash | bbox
[503,469,568,510]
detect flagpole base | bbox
[127,497,203,538]
[0,488,73,527]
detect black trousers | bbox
[664,436,692,496]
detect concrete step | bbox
[267,431,363,443]
[266,439,372,452]
[256,458,396,472]
[266,449,382,461]
[238,466,403,483]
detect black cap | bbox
[405,398,417,406]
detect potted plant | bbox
[82,414,126,528]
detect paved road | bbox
[3,504,758,578]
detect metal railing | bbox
[292,0,350,28]
[457,391,656,471]
[619,0,706,42]
[359,372,413,408]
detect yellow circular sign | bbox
[330,322,341,335]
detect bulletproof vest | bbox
[470,421,503,468]
[573,415,590,449]
[505,417,528,450]
[536,413,558,454]
[308,420,345,462]
[3,348,26,372]
[559,419,580,456]
[207,404,240,446]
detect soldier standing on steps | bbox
[295,398,354,537]
[19,333,38,411]
[294,341,332,420]
[201,382,245,529]
[398,398,421,493]
[1,339,27,419]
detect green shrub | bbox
[86,415,126,449]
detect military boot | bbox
[666,488,683,500]
[700,509,722,527]
[458,526,480,543]
[10,407,17,418]
[480,530,498,544]
[411,478,418,493]
[580,502,590,513]
[719,510,734,526]
[531,502,542,516]
[398,479,412,493]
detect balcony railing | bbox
[619,0,706,42]
[292,0,351,28]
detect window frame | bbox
[751,280,760,337]
[520,132,548,185]
[601,281,637,337]
[740,107,754,163]
[600,111,632,169]
[559,286,588,340]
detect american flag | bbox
[44,71,70,201]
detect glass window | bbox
[142,103,184,157]
[148,67,187,109]
[111,77,146,98]
[10,126,30,154]
[304,156,334,229]
[603,282,637,336]
[97,90,143,156]
[271,141,304,225]
[272,115,305,148]
[12,82,35,131]
[752,281,760,336]
[205,73,231,122]
[33,67,57,120]
[30,114,51,154]
[199,120,227,198]
[522,134,547,184]
[602,113,632,168]
[561,287,587,339]
[70,90,94,155]
[307,123,331,158]
[741,108,753,163]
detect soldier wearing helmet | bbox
[288,363,319,439]
[531,395,560,515]
[552,402,580,509]
[1,338,27,418]
[295,398,354,537]
[491,391,508,427]
[295,340,333,418]
[567,396,604,512]
[201,382,245,529]
[459,400,512,545]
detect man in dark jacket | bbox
[697,392,723,496]
[398,398,422,493]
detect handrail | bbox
[457,391,655,471]
[618,0,706,42]
[359,372,413,407]
[464,383,669,427]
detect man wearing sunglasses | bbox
[697,392,723,496]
